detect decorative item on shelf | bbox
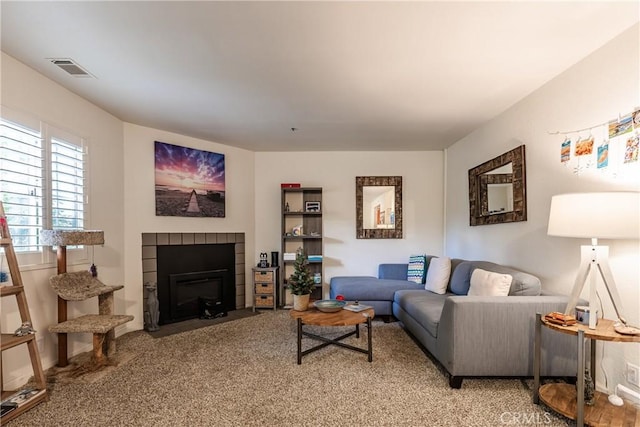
[544,311,576,326]
[0,255,7,283]
[580,368,595,406]
[575,306,597,326]
[288,247,315,311]
[314,272,322,284]
[547,192,640,330]
[0,217,9,239]
[258,252,269,268]
[284,202,290,212]
[292,225,303,236]
[0,204,10,239]
[307,255,323,263]
[305,201,321,212]
[14,321,36,337]
[283,252,296,261]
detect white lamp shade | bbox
[547,192,640,239]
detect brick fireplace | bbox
[141,233,246,328]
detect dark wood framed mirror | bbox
[356,176,402,239]
[469,145,526,226]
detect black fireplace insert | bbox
[157,243,235,324]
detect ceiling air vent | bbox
[48,58,94,78]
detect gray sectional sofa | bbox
[330,257,579,388]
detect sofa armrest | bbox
[437,296,579,377]
[378,264,408,280]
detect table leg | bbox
[590,338,596,385]
[533,313,541,404]
[297,318,302,365]
[367,315,372,362]
[576,330,585,427]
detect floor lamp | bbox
[547,192,639,330]
[40,229,105,366]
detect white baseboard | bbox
[616,384,640,407]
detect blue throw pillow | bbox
[407,254,427,284]
[449,261,474,295]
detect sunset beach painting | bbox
[154,141,225,217]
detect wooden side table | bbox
[290,307,374,364]
[533,314,640,426]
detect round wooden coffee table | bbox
[290,306,374,364]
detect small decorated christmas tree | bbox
[288,247,315,295]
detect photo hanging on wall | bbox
[557,106,640,177]
[154,141,226,217]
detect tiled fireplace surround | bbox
[141,232,246,323]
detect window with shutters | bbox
[0,115,88,266]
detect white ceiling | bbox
[1,1,638,152]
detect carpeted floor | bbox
[7,310,570,426]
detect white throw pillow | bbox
[468,268,512,296]
[424,257,451,295]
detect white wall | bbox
[122,123,256,326]
[254,151,444,297]
[445,24,640,393]
[1,53,125,388]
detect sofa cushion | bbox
[466,261,541,296]
[407,254,427,283]
[468,268,512,296]
[449,261,473,295]
[330,276,423,301]
[394,290,450,338]
[425,256,451,295]
[378,264,408,280]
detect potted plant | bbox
[288,247,315,311]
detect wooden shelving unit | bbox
[0,202,48,423]
[281,187,323,305]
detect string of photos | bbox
[552,107,639,176]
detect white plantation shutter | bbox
[51,136,85,231]
[0,119,43,252]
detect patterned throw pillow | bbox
[407,254,427,283]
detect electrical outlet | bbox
[627,363,640,387]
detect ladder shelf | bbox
[0,202,48,423]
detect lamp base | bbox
[564,244,627,330]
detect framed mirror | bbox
[356,176,402,239]
[469,145,526,226]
